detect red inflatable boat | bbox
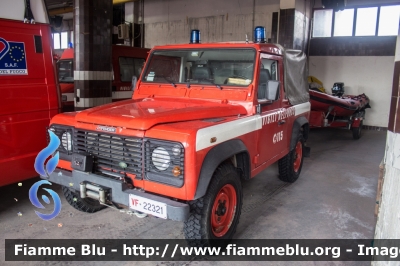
[309,89,371,139]
[310,90,370,117]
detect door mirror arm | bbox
[131,76,137,91]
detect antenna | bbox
[245,34,249,44]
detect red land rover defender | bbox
[58,45,149,112]
[42,29,310,245]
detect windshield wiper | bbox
[211,81,222,90]
[198,80,222,90]
[214,84,222,90]
[159,76,176,88]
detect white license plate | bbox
[129,194,167,219]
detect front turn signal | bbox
[172,166,181,177]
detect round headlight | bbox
[171,144,181,156]
[61,132,72,151]
[151,147,171,171]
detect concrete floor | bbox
[0,128,387,266]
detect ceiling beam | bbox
[49,7,73,16]
[113,0,137,4]
[48,0,138,16]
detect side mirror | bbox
[266,80,280,101]
[131,76,137,91]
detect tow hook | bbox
[133,211,148,218]
[303,146,311,157]
[124,210,147,218]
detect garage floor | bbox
[0,128,387,266]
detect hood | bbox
[60,48,74,60]
[75,98,247,130]
[60,83,74,93]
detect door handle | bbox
[278,120,286,125]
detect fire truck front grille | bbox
[73,130,143,179]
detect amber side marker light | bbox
[210,137,217,143]
[172,166,182,177]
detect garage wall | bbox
[373,131,400,240]
[373,32,400,265]
[143,0,280,48]
[309,56,394,127]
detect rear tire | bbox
[184,163,243,247]
[62,186,105,213]
[352,120,363,140]
[278,133,304,183]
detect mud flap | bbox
[303,146,311,158]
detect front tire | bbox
[62,186,105,213]
[278,133,304,183]
[184,163,243,247]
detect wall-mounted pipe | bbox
[140,0,144,48]
[252,0,255,39]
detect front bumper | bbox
[41,168,190,222]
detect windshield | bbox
[58,59,73,82]
[142,49,256,87]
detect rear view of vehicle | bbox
[58,45,149,112]
[0,0,60,186]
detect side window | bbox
[57,60,73,82]
[119,57,146,82]
[134,58,145,77]
[257,58,280,101]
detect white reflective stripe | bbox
[196,116,262,152]
[62,93,74,102]
[195,102,310,151]
[112,91,133,99]
[294,102,311,116]
[73,71,113,80]
[74,97,112,108]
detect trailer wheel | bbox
[62,186,105,213]
[278,132,304,183]
[352,120,363,140]
[184,163,243,247]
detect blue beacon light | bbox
[254,26,266,43]
[190,30,201,44]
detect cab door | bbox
[256,54,288,167]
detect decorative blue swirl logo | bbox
[34,130,60,178]
[30,130,62,221]
[29,180,62,221]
